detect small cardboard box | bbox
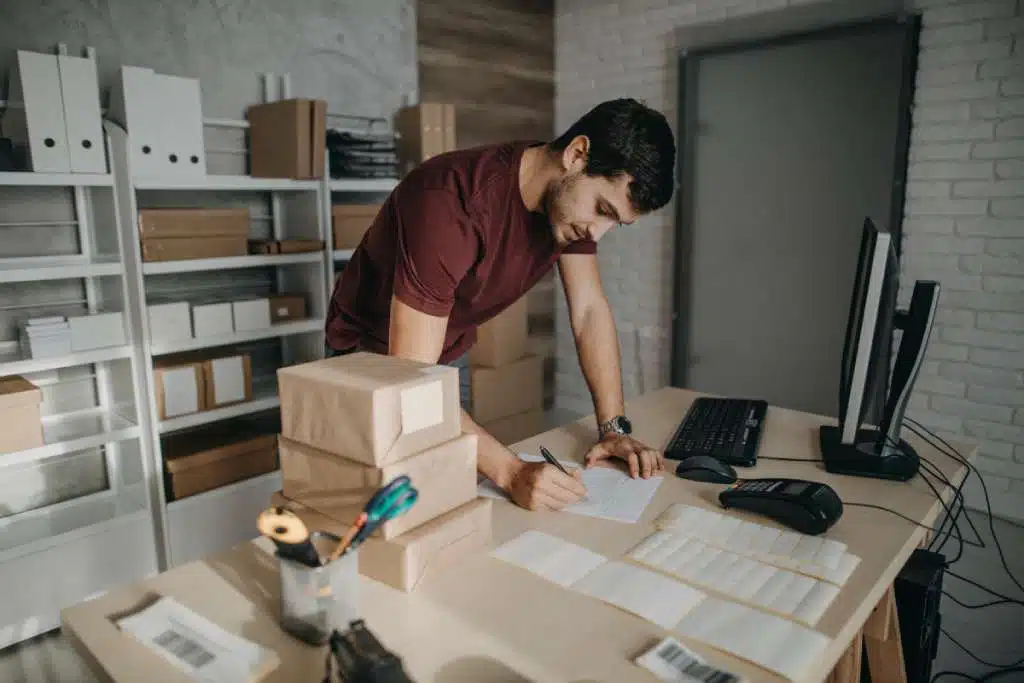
[470,354,543,423]
[247,98,326,179]
[0,375,43,454]
[279,432,477,539]
[141,235,248,262]
[269,294,306,324]
[68,312,127,352]
[164,432,278,500]
[148,302,192,345]
[202,354,253,409]
[192,301,234,338]
[271,492,492,593]
[332,204,381,250]
[231,298,270,332]
[138,207,249,239]
[483,409,546,446]
[395,103,456,169]
[469,296,528,368]
[276,351,461,467]
[153,359,205,420]
[277,239,323,254]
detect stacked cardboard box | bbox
[394,103,456,174]
[469,297,545,445]
[274,351,492,592]
[247,98,327,180]
[138,208,250,262]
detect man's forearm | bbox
[461,408,521,490]
[573,299,625,425]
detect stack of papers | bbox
[491,530,831,682]
[478,453,664,523]
[654,504,861,585]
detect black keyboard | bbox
[666,397,768,467]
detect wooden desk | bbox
[61,388,974,683]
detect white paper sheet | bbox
[478,453,664,524]
[570,560,706,630]
[490,530,607,587]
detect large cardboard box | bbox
[277,352,461,467]
[470,354,543,423]
[0,375,43,454]
[279,432,477,539]
[469,296,528,368]
[332,204,381,250]
[395,103,456,169]
[483,409,546,447]
[141,235,248,262]
[138,208,249,239]
[271,492,492,593]
[247,98,326,179]
[164,432,278,500]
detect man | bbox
[326,98,676,512]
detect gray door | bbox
[680,24,907,417]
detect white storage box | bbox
[231,298,271,332]
[148,302,192,345]
[19,318,71,358]
[69,312,127,351]
[192,302,234,338]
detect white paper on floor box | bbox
[477,453,663,524]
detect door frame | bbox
[669,13,921,415]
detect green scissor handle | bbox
[356,475,419,543]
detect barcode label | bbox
[636,637,743,683]
[153,628,216,669]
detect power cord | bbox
[932,667,1024,682]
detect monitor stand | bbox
[819,425,920,481]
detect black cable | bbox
[933,668,1024,683]
[942,590,1023,610]
[917,455,967,551]
[946,569,1022,603]
[843,501,950,535]
[940,628,1024,669]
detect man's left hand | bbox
[584,434,665,479]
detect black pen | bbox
[539,445,571,476]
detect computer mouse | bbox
[674,455,738,484]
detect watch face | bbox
[617,416,632,434]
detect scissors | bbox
[327,475,419,562]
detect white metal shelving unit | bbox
[0,139,159,649]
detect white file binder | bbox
[56,54,107,173]
[4,51,71,172]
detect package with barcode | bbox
[116,596,278,682]
[635,637,746,683]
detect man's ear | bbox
[561,135,590,174]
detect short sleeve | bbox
[562,239,598,254]
[393,187,478,317]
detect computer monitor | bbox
[819,217,940,481]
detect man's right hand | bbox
[507,461,588,511]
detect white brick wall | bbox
[554,0,1024,523]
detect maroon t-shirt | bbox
[326,141,597,363]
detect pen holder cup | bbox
[278,540,360,645]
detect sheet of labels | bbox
[654,504,861,585]
[491,530,831,682]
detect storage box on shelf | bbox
[394,102,456,173]
[247,98,326,180]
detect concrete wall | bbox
[553,0,1024,525]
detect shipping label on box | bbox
[153,360,205,420]
[469,296,528,368]
[231,298,271,332]
[280,432,477,540]
[470,354,543,423]
[192,302,234,338]
[269,294,306,324]
[277,351,461,467]
[202,354,253,409]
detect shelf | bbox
[0,345,132,376]
[0,255,122,283]
[133,175,321,192]
[159,379,280,433]
[333,249,355,260]
[150,318,324,355]
[329,178,399,193]
[0,172,113,187]
[0,409,140,469]
[142,251,322,275]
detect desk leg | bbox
[826,629,863,683]
[864,585,907,683]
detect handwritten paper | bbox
[477,453,663,524]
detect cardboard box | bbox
[138,208,249,239]
[247,98,326,179]
[269,294,306,324]
[277,351,461,467]
[470,354,543,423]
[68,312,126,352]
[141,235,248,262]
[231,298,270,332]
[192,302,234,338]
[277,239,323,254]
[395,103,456,169]
[153,359,205,420]
[164,432,278,500]
[0,375,43,454]
[279,432,477,539]
[469,296,528,368]
[483,409,546,446]
[271,493,492,593]
[202,354,253,409]
[332,204,381,250]
[148,302,192,345]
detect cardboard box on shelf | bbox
[231,298,270,332]
[277,239,323,254]
[0,375,44,454]
[141,235,248,262]
[153,359,205,420]
[191,301,234,338]
[247,98,326,179]
[470,354,543,424]
[469,296,528,368]
[279,432,477,540]
[68,312,127,352]
[202,354,253,410]
[331,204,381,250]
[270,492,492,593]
[394,103,456,169]
[148,302,192,345]
[482,409,546,447]
[138,207,249,239]
[277,351,461,467]
[269,294,306,324]
[164,431,278,500]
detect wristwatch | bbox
[598,415,632,440]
